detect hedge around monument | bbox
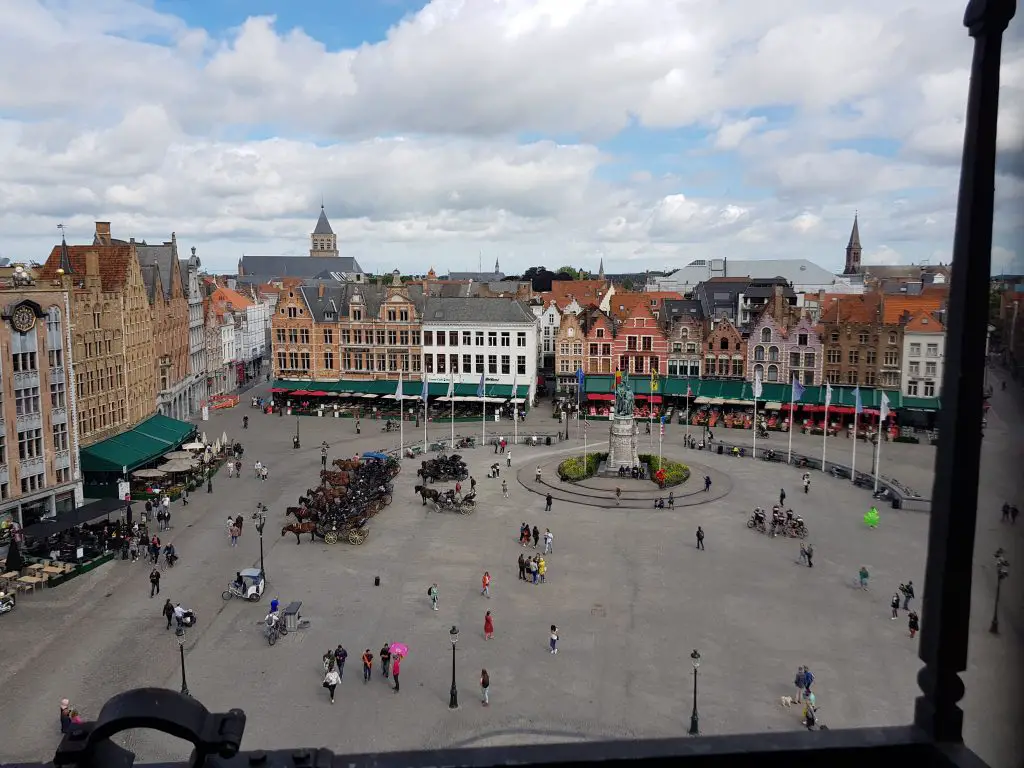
[639,454,690,488]
[558,452,608,482]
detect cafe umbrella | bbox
[132,468,167,479]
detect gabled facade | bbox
[138,235,190,420]
[820,294,902,388]
[554,311,586,394]
[611,302,667,376]
[902,311,945,398]
[583,310,615,375]
[666,311,704,378]
[182,248,207,416]
[784,315,823,387]
[537,300,561,373]
[704,317,746,379]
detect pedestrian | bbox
[798,543,808,565]
[455,480,462,497]
[323,663,341,704]
[227,461,234,478]
[484,610,494,640]
[859,566,870,590]
[779,488,786,506]
[518,553,527,581]
[538,556,547,583]
[207,477,212,493]
[149,567,160,598]
[229,524,240,547]
[480,669,490,706]
[695,526,705,550]
[802,666,814,699]
[502,480,509,498]
[549,624,559,654]
[181,487,189,506]
[535,465,541,482]
[532,525,540,548]
[361,650,373,683]
[334,644,347,679]
[162,598,174,629]
[234,515,244,535]
[615,487,621,505]
[803,475,810,494]
[428,582,439,610]
[494,439,499,454]
[1002,502,1011,522]
[908,610,920,638]
[704,475,711,492]
[543,528,553,554]
[891,593,900,619]
[530,556,539,584]
[391,653,401,692]
[794,666,806,703]
[470,476,477,492]
[508,452,513,468]
[668,491,674,509]
[481,571,491,597]
[129,536,139,562]
[805,543,814,568]
[380,643,391,678]
[901,581,915,610]
[60,699,72,734]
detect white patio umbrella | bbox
[201,432,208,445]
[163,451,193,461]
[213,438,222,454]
[160,459,197,474]
[133,468,167,479]
[221,431,229,445]
[181,441,204,451]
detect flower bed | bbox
[639,454,690,488]
[557,452,607,482]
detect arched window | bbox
[719,337,729,351]
[754,345,765,362]
[768,346,779,362]
[767,364,779,382]
[754,364,764,379]
[761,327,771,343]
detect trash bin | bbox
[717,445,724,455]
[892,498,901,510]
[546,436,552,446]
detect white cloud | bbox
[0,0,1020,274]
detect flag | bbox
[753,369,763,399]
[615,367,622,387]
[650,369,660,393]
[447,375,454,398]
[792,376,806,402]
[686,385,694,398]
[395,372,404,401]
[477,372,485,398]
[880,391,891,423]
[507,373,517,405]
[854,386,863,415]
[421,376,429,403]
[824,382,833,408]
[576,367,584,390]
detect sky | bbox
[0,0,1021,277]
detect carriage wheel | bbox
[349,529,367,545]
[324,530,339,545]
[462,503,475,515]
[382,494,393,506]
[433,501,443,513]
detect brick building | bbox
[662,299,705,378]
[819,294,902,388]
[704,317,747,379]
[611,301,668,376]
[553,311,586,395]
[583,309,616,375]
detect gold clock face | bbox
[11,305,36,333]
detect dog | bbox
[780,695,794,707]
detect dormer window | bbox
[352,308,362,321]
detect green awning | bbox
[900,396,941,412]
[80,413,196,474]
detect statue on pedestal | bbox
[614,380,635,418]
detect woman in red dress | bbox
[484,610,494,640]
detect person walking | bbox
[334,645,348,680]
[470,476,477,492]
[60,699,73,734]
[615,487,621,505]
[361,650,373,683]
[518,553,527,581]
[543,528,553,554]
[535,465,542,482]
[428,583,439,610]
[538,556,547,583]
[162,598,174,629]
[704,475,711,492]
[391,653,401,692]
[695,526,705,550]
[323,663,341,704]
[507,451,513,468]
[502,480,509,498]
[901,581,915,610]
[484,610,494,640]
[545,493,553,512]
[779,488,786,506]
[480,669,490,706]
[481,571,491,598]
[908,610,920,638]
[229,524,240,547]
[668,491,674,509]
[805,543,814,568]
[380,643,391,678]
[549,625,559,654]
[529,557,539,584]
[890,593,900,620]
[802,666,814,700]
[803,475,810,494]
[149,567,160,598]
[532,525,540,548]
[858,566,869,590]
[794,666,807,703]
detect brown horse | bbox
[320,470,351,486]
[281,522,317,544]
[286,507,318,522]
[333,458,360,471]
[414,485,441,506]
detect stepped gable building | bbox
[610,299,668,377]
[237,207,366,282]
[136,234,191,421]
[583,308,616,376]
[181,248,207,416]
[662,299,705,378]
[704,315,746,380]
[819,293,902,388]
[39,223,156,446]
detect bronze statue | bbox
[614,380,635,417]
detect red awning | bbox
[588,393,614,401]
[291,390,310,396]
[829,406,856,415]
[305,390,329,396]
[636,395,663,403]
[270,388,287,393]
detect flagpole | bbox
[482,385,487,447]
[423,378,428,453]
[685,385,690,445]
[752,393,758,459]
[873,396,888,493]
[851,407,859,481]
[450,378,455,447]
[787,388,795,464]
[658,416,663,471]
[821,393,830,471]
[513,385,519,446]
[399,374,404,454]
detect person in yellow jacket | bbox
[538,556,547,583]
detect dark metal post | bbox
[294,415,300,449]
[179,641,190,697]
[252,505,267,578]
[449,625,459,709]
[989,550,1009,634]
[688,649,700,735]
[915,0,1016,745]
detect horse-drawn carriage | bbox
[433,490,477,515]
[416,454,469,483]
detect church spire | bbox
[843,212,862,275]
[494,255,500,274]
[598,256,605,280]
[56,224,73,274]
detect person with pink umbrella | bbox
[389,643,408,693]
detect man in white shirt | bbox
[543,529,553,554]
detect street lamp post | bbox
[179,640,190,697]
[989,549,1010,634]
[252,504,267,578]
[294,415,300,449]
[687,649,700,736]
[448,625,459,709]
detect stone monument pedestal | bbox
[603,415,638,475]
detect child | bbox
[549,624,559,654]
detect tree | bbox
[623,278,635,291]
[556,266,581,280]
[523,266,547,281]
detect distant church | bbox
[841,214,951,285]
[237,206,365,282]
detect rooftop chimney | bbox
[85,251,100,280]
[318,283,325,299]
[95,222,111,245]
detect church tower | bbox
[310,205,338,258]
[843,214,862,275]
[598,257,605,281]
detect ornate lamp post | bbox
[989,548,1010,634]
[251,503,267,579]
[294,415,301,449]
[687,649,700,736]
[179,640,190,697]
[448,625,459,709]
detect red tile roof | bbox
[881,292,947,324]
[819,293,882,325]
[538,279,610,310]
[39,243,135,293]
[903,309,944,333]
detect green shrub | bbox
[639,454,690,488]
[557,452,607,481]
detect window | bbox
[884,351,898,366]
[400,330,410,346]
[827,349,841,364]
[847,371,858,385]
[858,332,869,345]
[798,333,808,346]
[324,351,334,369]
[300,352,310,370]
[649,356,659,373]
[866,349,876,365]
[437,355,446,374]
[768,346,779,362]
[641,336,653,351]
[387,330,397,345]
[559,358,571,373]
[848,350,859,365]
[93,306,101,328]
[803,370,814,386]
[925,362,937,377]
[435,330,445,346]
[386,309,397,322]
[423,331,433,346]
[668,360,680,377]
[277,351,287,370]
[287,307,298,318]
[924,381,935,396]
[830,332,839,343]
[21,471,45,494]
[680,328,689,340]
[488,332,497,347]
[463,331,472,346]
[719,338,729,351]
[341,329,351,345]
[760,327,771,343]
[18,428,43,459]
[766,364,778,382]
[449,331,458,346]
[48,349,64,367]
[299,329,310,344]
[754,346,765,362]
[412,331,421,346]
[907,381,919,395]
[488,355,498,374]
[449,354,458,373]
[501,332,510,347]
[731,359,743,377]
[15,386,40,416]
[864,371,876,386]
[12,352,37,372]
[288,352,299,369]
[501,355,511,375]
[475,354,484,373]
[475,331,484,346]
[926,343,939,357]
[627,336,637,351]
[516,356,526,376]
[602,344,611,356]
[323,328,334,344]
[352,309,362,321]
[826,369,841,384]
[909,361,920,376]
[573,343,583,356]
[276,329,286,343]
[889,333,897,344]
[589,343,598,356]
[463,354,472,373]
[673,342,683,353]
[596,328,605,338]
[400,309,410,322]
[288,329,298,343]
[342,351,351,369]
[909,343,921,357]
[424,355,434,373]
[517,332,527,347]
[50,381,66,409]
